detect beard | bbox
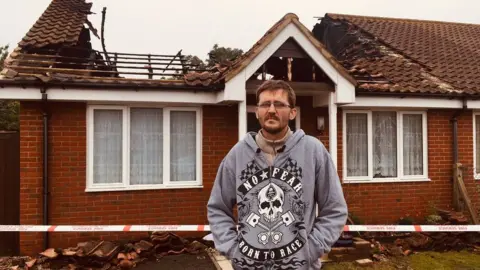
[262,116,286,134]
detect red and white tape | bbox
[0,225,210,232]
[0,225,479,232]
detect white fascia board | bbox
[340,96,465,109]
[467,100,480,109]
[218,73,246,103]
[0,87,42,100]
[0,86,219,104]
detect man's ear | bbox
[289,107,297,120]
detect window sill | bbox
[343,178,431,184]
[85,184,204,192]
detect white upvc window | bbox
[342,109,429,183]
[86,105,202,191]
[473,112,480,180]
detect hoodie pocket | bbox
[307,235,323,268]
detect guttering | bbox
[356,90,479,99]
[0,80,225,92]
[40,85,49,250]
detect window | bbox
[474,113,480,179]
[343,110,428,182]
[87,105,202,191]
[247,106,300,132]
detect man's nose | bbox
[267,103,276,113]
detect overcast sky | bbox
[2,0,480,60]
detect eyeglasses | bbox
[257,101,291,109]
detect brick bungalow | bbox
[1,0,480,255]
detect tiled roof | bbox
[1,0,222,90]
[0,68,217,90]
[315,13,480,95]
[187,13,356,86]
[19,0,93,49]
[0,49,222,90]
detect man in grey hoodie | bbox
[207,80,348,270]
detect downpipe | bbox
[41,87,49,250]
[451,97,467,165]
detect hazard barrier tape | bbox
[1,225,480,232]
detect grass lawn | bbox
[323,250,480,270]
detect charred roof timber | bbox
[1,0,225,89]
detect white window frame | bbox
[342,109,429,183]
[86,104,202,192]
[246,105,301,131]
[473,112,480,180]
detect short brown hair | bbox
[256,80,296,107]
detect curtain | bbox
[93,110,123,184]
[346,113,368,177]
[403,114,423,175]
[130,108,163,185]
[373,112,397,178]
[170,111,196,182]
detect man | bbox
[207,80,347,270]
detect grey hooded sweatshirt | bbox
[207,129,348,270]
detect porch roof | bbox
[314,13,480,96]
[187,13,358,88]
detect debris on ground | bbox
[354,258,373,267]
[435,208,469,224]
[0,232,211,270]
[328,236,372,262]
[325,208,480,267]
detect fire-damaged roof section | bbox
[0,0,223,90]
[1,47,224,90]
[186,13,357,86]
[313,13,480,95]
[19,0,93,49]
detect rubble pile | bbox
[367,209,480,262]
[0,232,209,270]
[435,208,469,224]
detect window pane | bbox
[93,110,123,184]
[403,114,423,175]
[170,111,196,182]
[130,108,163,185]
[346,113,368,177]
[373,112,397,178]
[476,115,480,174]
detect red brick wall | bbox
[338,108,480,224]
[20,98,480,254]
[19,101,238,255]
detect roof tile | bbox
[19,0,92,49]
[321,13,480,95]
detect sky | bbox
[2,0,480,61]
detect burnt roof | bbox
[313,13,480,96]
[19,0,93,49]
[218,13,356,85]
[1,0,222,90]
